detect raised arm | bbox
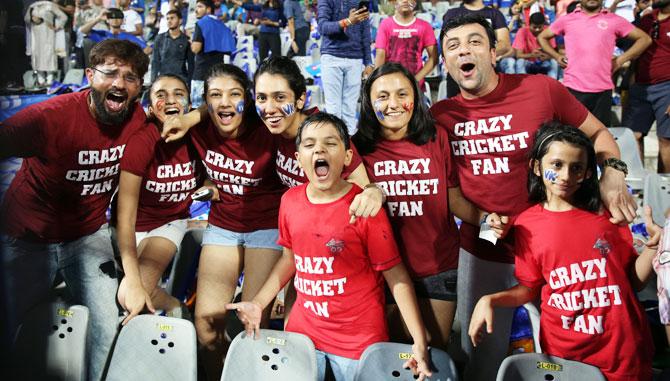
[537,27,566,68]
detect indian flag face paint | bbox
[256,105,266,118]
[280,103,295,116]
[402,102,414,113]
[373,99,385,121]
[544,169,558,183]
[156,99,166,111]
[235,100,245,114]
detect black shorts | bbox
[386,269,458,302]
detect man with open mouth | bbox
[0,39,148,380]
[431,13,638,381]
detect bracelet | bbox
[339,19,347,29]
[480,213,490,226]
[345,18,352,26]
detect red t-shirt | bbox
[360,128,460,278]
[189,119,284,232]
[431,74,589,263]
[119,125,202,231]
[512,26,556,58]
[636,10,670,85]
[279,184,402,359]
[0,90,147,242]
[514,205,653,381]
[275,135,363,188]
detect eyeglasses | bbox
[652,20,659,40]
[91,67,140,84]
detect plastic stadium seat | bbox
[306,85,323,108]
[609,127,647,190]
[106,315,197,381]
[496,353,606,381]
[643,173,670,225]
[63,69,85,85]
[11,301,89,380]
[292,55,314,80]
[220,329,318,381]
[353,342,458,381]
[437,79,447,101]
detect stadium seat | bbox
[220,329,318,381]
[437,79,447,101]
[63,69,85,86]
[106,315,197,381]
[280,31,293,57]
[353,342,458,381]
[417,12,434,24]
[496,353,606,381]
[11,301,89,380]
[609,127,647,190]
[306,85,323,109]
[292,56,314,80]
[643,173,670,225]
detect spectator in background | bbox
[214,0,229,21]
[538,0,651,126]
[119,0,144,36]
[190,0,235,107]
[152,9,191,81]
[318,0,373,135]
[511,12,559,78]
[624,0,670,173]
[234,0,286,62]
[80,8,147,49]
[25,1,68,87]
[236,0,261,38]
[375,0,438,90]
[284,0,310,56]
[442,0,512,97]
[498,2,523,74]
[75,0,108,67]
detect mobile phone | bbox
[191,188,214,201]
[357,1,368,10]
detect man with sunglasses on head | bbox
[0,39,148,381]
[624,0,670,172]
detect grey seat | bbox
[496,353,606,381]
[609,127,647,190]
[643,173,670,225]
[220,329,318,381]
[11,301,89,381]
[106,315,197,381]
[353,342,458,381]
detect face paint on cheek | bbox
[156,99,166,112]
[373,99,385,121]
[544,169,558,183]
[256,105,266,118]
[178,97,189,111]
[235,100,245,114]
[280,103,295,116]
[402,102,414,112]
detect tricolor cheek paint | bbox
[373,99,385,121]
[256,105,266,118]
[280,103,295,116]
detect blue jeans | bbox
[498,57,516,74]
[316,350,359,381]
[1,226,120,381]
[320,54,363,136]
[515,58,559,79]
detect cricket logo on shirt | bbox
[593,236,611,257]
[66,145,126,195]
[450,114,531,176]
[326,238,344,254]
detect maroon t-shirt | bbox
[0,90,147,242]
[360,127,460,278]
[190,119,284,232]
[120,125,201,231]
[431,74,588,263]
[636,10,670,85]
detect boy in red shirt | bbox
[227,112,432,381]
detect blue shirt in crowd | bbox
[284,0,309,31]
[317,0,372,65]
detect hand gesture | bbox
[487,213,511,239]
[468,296,494,347]
[557,55,568,69]
[118,277,155,325]
[403,344,433,381]
[161,114,190,142]
[348,185,383,224]
[642,205,663,249]
[600,166,637,224]
[225,301,263,339]
[347,7,369,25]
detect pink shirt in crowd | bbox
[550,8,634,93]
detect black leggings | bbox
[259,32,282,62]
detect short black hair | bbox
[353,62,435,155]
[196,0,214,11]
[440,14,497,51]
[254,56,307,108]
[296,112,350,150]
[529,12,545,25]
[89,39,149,78]
[166,9,181,18]
[527,122,600,212]
[106,7,124,19]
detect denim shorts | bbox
[201,224,282,251]
[386,269,458,302]
[135,219,188,250]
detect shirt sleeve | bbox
[550,14,566,36]
[513,218,545,289]
[362,19,372,66]
[193,24,203,43]
[511,28,526,50]
[0,105,47,159]
[375,18,390,50]
[361,208,402,272]
[422,21,437,47]
[546,77,589,128]
[120,127,160,177]
[277,191,293,249]
[614,14,635,37]
[318,0,344,37]
[284,3,294,19]
[491,9,508,30]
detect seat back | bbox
[220,329,318,381]
[609,127,647,189]
[496,353,606,381]
[353,342,458,381]
[106,315,197,381]
[11,302,89,381]
[437,79,447,101]
[643,173,670,225]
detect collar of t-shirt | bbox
[392,15,417,26]
[573,7,612,17]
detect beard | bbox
[581,0,603,11]
[90,87,135,126]
[653,0,670,9]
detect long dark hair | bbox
[204,63,262,126]
[527,122,601,212]
[353,63,435,155]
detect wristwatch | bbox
[602,158,628,176]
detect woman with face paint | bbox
[187,63,286,380]
[116,75,204,325]
[354,63,509,352]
